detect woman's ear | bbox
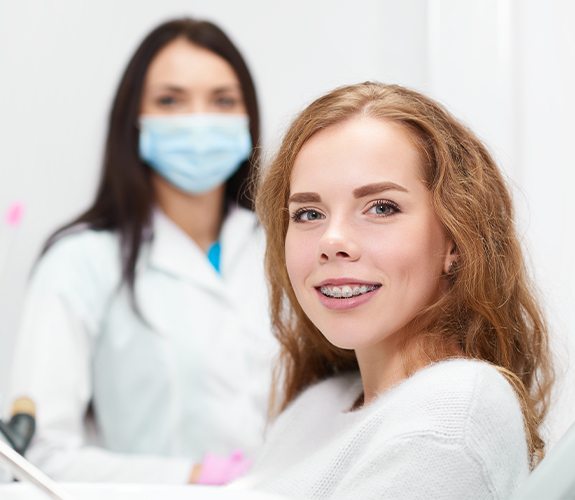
[443,241,458,275]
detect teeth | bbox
[319,284,378,298]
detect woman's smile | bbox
[312,277,382,309]
[315,283,382,310]
[318,283,380,299]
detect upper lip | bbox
[315,278,381,287]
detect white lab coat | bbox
[7,206,277,483]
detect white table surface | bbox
[0,483,287,499]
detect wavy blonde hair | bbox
[256,82,553,465]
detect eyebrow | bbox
[153,84,186,94]
[212,84,242,94]
[288,182,408,205]
[353,182,408,198]
[288,192,321,204]
[152,84,241,94]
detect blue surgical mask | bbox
[139,114,252,194]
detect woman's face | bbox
[285,116,453,356]
[140,37,246,116]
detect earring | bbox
[447,260,457,275]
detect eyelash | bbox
[156,95,179,107]
[290,207,324,223]
[365,199,400,217]
[289,200,400,223]
[154,95,241,108]
[214,96,241,108]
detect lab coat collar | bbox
[219,204,260,272]
[147,205,258,290]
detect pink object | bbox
[5,202,24,227]
[197,449,252,485]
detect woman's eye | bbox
[156,95,179,107]
[214,95,241,109]
[290,208,325,223]
[367,200,399,217]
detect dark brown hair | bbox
[256,82,553,465]
[43,17,260,297]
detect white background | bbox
[1,0,573,447]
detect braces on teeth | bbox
[320,284,378,298]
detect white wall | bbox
[423,0,575,446]
[1,0,573,447]
[516,0,575,445]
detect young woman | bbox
[8,18,276,483]
[234,82,554,498]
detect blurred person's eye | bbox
[213,94,242,110]
[156,95,179,107]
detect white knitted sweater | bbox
[233,359,529,499]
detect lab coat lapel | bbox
[219,205,260,275]
[147,209,223,293]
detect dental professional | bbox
[7,18,276,483]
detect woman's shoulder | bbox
[437,359,527,449]
[21,228,123,336]
[382,358,526,448]
[42,226,119,260]
[409,358,513,392]
[360,359,529,492]
[408,358,522,414]
[33,227,121,287]
[407,359,529,491]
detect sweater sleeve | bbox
[333,434,497,500]
[6,234,193,483]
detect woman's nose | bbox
[186,102,209,114]
[318,222,360,263]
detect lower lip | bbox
[315,287,380,310]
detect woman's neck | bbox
[355,338,410,406]
[152,175,225,251]
[355,332,463,407]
